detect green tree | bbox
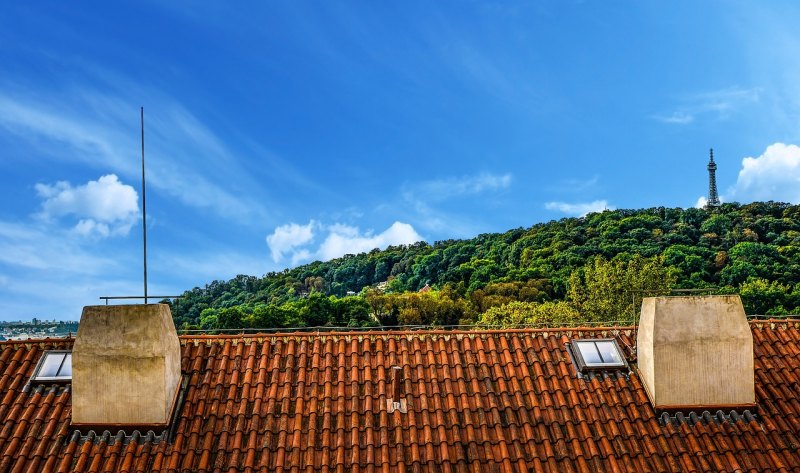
[567,255,675,323]
[739,279,790,315]
[476,301,580,328]
[199,308,218,330]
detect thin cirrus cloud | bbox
[35,174,139,238]
[406,172,512,202]
[544,200,611,217]
[545,176,600,194]
[0,89,271,223]
[266,221,424,266]
[652,86,761,125]
[0,220,118,273]
[397,172,513,236]
[655,111,695,125]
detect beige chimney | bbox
[72,304,181,427]
[637,295,754,410]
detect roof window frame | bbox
[569,338,628,373]
[29,350,72,384]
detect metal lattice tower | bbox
[707,148,720,207]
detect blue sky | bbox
[2,1,800,321]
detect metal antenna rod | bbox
[141,107,148,304]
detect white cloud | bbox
[290,249,313,266]
[653,86,761,125]
[544,200,611,217]
[725,143,800,203]
[317,222,423,261]
[35,174,139,238]
[266,221,424,265]
[695,196,709,208]
[265,221,316,262]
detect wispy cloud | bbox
[0,217,133,319]
[0,264,142,321]
[156,251,268,283]
[0,87,274,223]
[406,172,512,202]
[653,86,761,125]
[266,221,424,266]
[397,172,512,235]
[544,200,611,217]
[0,220,118,273]
[654,112,695,125]
[545,176,600,193]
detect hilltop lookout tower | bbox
[707,148,721,207]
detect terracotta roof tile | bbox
[3,324,800,470]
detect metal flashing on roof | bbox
[658,409,760,427]
[568,338,628,374]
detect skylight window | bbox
[569,339,628,373]
[30,350,72,383]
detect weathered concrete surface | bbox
[72,304,181,426]
[637,295,754,409]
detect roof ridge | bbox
[3,319,800,346]
[176,325,638,341]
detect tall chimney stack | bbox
[637,295,754,410]
[72,304,181,427]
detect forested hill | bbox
[171,202,800,330]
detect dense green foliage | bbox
[567,255,676,323]
[476,301,580,328]
[170,202,800,330]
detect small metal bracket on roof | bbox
[387,398,408,414]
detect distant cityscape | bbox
[0,319,79,341]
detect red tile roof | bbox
[2,321,800,472]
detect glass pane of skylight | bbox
[572,339,626,371]
[59,354,72,377]
[595,340,623,364]
[574,341,603,364]
[37,353,65,378]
